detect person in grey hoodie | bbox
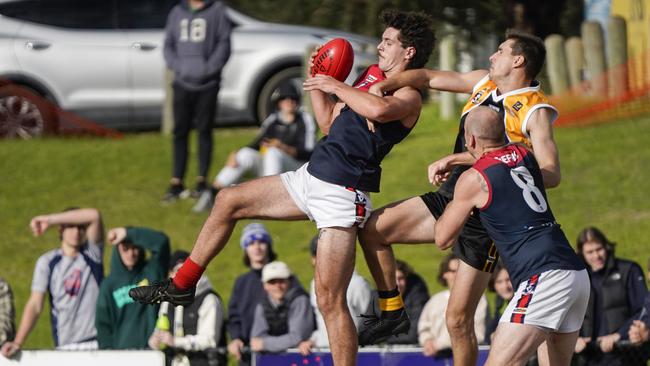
[162,0,232,203]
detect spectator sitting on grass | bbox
[192,86,316,213]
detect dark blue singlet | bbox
[473,144,584,287]
[307,106,413,192]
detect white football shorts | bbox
[280,163,372,229]
[500,268,590,333]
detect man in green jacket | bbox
[96,226,170,349]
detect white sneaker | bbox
[192,190,214,213]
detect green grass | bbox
[2,104,649,349]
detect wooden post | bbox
[544,34,569,95]
[565,37,584,90]
[607,15,628,98]
[439,35,456,120]
[581,21,607,96]
[161,68,174,135]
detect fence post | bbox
[607,15,628,98]
[161,68,174,135]
[581,21,607,96]
[545,34,569,95]
[565,37,584,91]
[439,35,456,120]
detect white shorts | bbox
[500,269,589,333]
[280,163,372,229]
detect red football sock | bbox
[172,258,205,290]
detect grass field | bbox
[2,103,650,349]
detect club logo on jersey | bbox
[494,151,519,164]
[355,74,379,90]
[471,89,488,104]
[64,269,82,296]
[512,101,523,111]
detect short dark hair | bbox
[380,9,436,69]
[576,226,616,259]
[436,253,458,287]
[505,29,546,80]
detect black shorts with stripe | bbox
[420,191,499,273]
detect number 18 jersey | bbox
[472,144,584,288]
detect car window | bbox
[0,0,117,29]
[116,0,177,30]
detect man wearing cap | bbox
[96,226,170,349]
[250,261,314,354]
[227,223,301,365]
[193,86,317,212]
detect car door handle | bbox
[25,41,50,51]
[131,42,157,51]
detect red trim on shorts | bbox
[346,186,367,227]
[510,274,540,324]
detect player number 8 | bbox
[509,166,548,213]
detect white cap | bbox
[262,261,291,283]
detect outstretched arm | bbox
[434,169,487,249]
[369,69,488,96]
[526,108,561,188]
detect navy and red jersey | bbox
[472,144,584,287]
[307,65,415,192]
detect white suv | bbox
[0,0,377,136]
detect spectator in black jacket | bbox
[574,227,648,366]
[193,85,316,212]
[226,223,300,366]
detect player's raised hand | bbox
[29,215,50,237]
[107,227,127,246]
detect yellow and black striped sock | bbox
[378,288,404,319]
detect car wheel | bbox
[255,66,304,124]
[0,84,57,138]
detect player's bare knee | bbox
[213,187,241,217]
[316,284,345,316]
[446,308,472,335]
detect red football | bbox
[310,38,354,82]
